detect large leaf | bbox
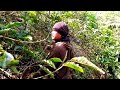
[42,60,56,69]
[39,65,54,79]
[71,56,105,74]
[63,62,84,73]
[49,58,62,63]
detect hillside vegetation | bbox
[0,11,120,79]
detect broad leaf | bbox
[63,62,84,73]
[71,56,105,74]
[42,60,56,69]
[49,58,62,63]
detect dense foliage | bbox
[0,11,120,79]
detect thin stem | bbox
[0,33,49,44]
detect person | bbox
[45,21,74,79]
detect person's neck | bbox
[52,39,70,43]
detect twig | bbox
[59,50,68,66]
[0,68,14,79]
[33,65,64,79]
[21,61,43,79]
[0,34,49,44]
[24,12,27,30]
[33,50,68,79]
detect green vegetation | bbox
[0,11,120,79]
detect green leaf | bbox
[63,62,84,73]
[10,66,19,74]
[7,60,19,67]
[39,65,54,79]
[0,52,6,67]
[71,56,105,74]
[5,22,22,29]
[24,35,33,41]
[42,60,56,69]
[28,11,37,16]
[0,28,11,35]
[0,45,5,54]
[49,58,62,63]
[14,46,22,51]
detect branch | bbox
[33,50,68,79]
[0,34,50,44]
[33,65,64,79]
[0,68,15,79]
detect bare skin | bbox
[51,30,62,40]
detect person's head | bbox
[51,21,70,42]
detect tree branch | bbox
[0,68,15,79]
[33,50,68,79]
[0,34,50,44]
[33,65,64,79]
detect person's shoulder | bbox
[56,42,65,46]
[55,42,72,50]
[54,42,65,49]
